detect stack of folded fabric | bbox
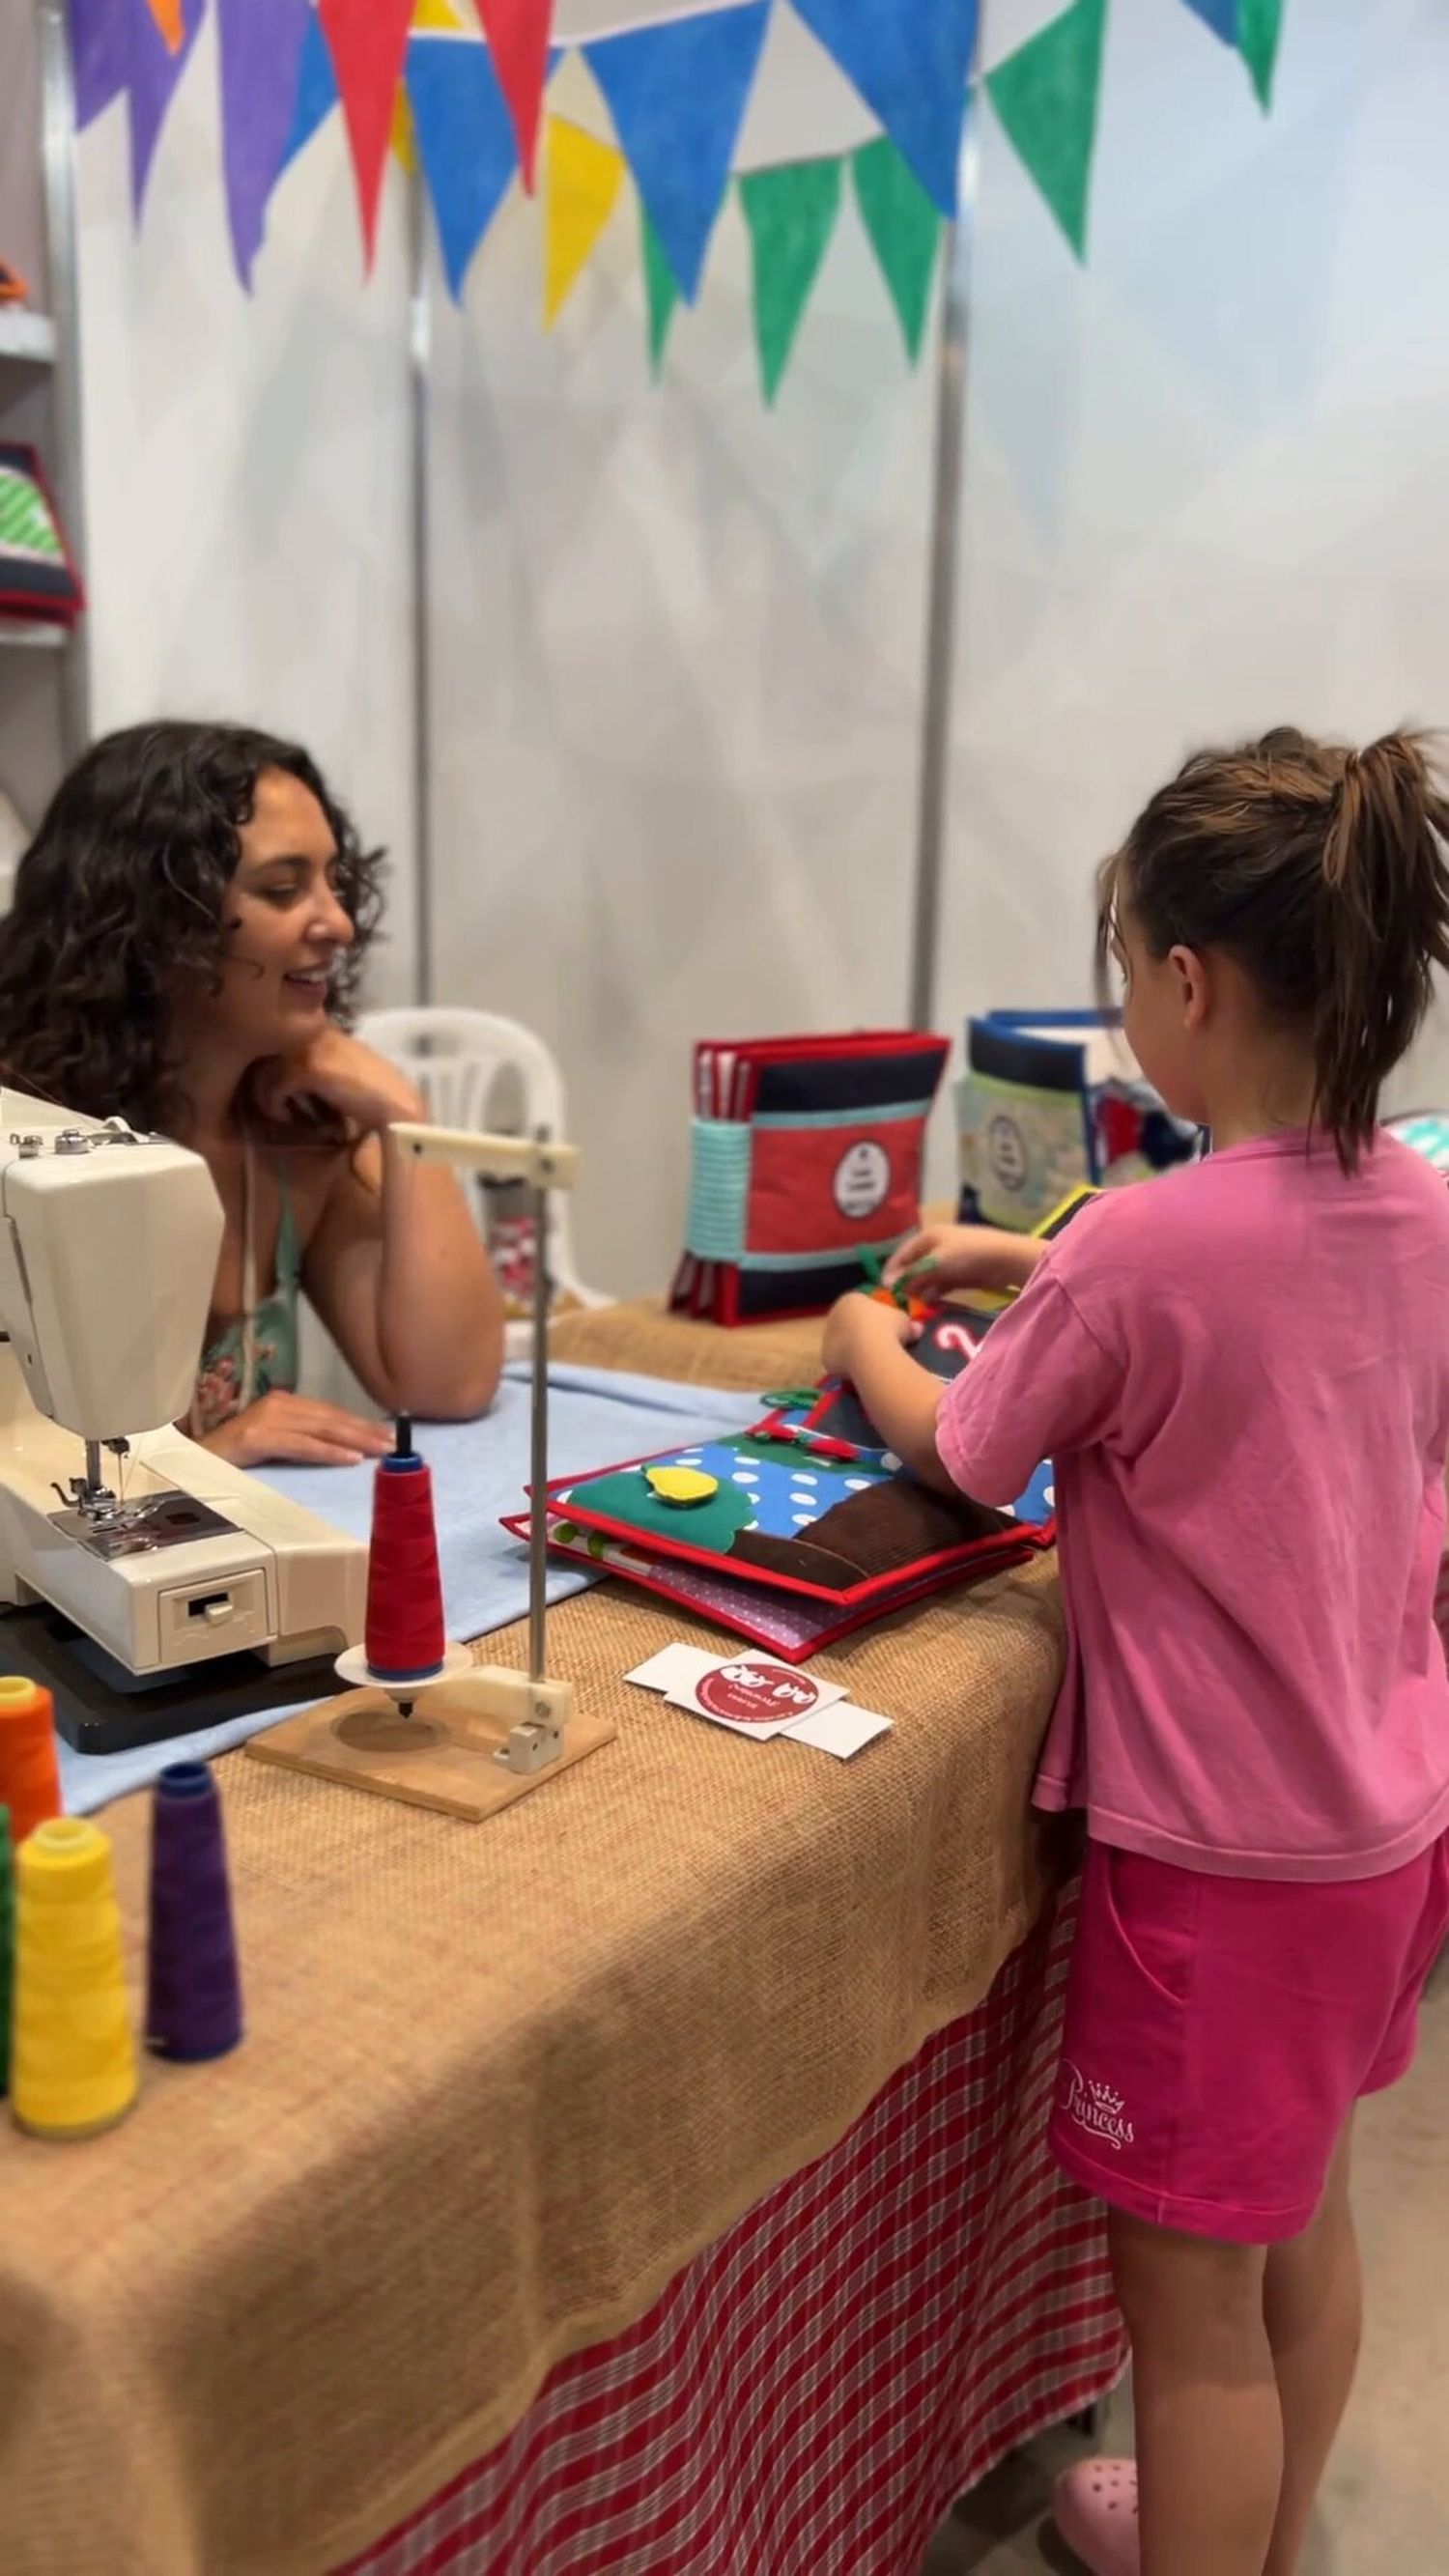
[0,442,84,636]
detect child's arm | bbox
[819,1298,956,1493]
[824,1249,1125,1510]
[882,1223,1049,1297]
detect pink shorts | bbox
[1051,1831,1449,2244]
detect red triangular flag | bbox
[472,0,555,191]
[318,0,415,265]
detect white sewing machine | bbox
[0,1092,365,1684]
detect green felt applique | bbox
[569,1468,757,1553]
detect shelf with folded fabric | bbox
[0,311,56,367]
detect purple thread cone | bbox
[146,1763,242,2062]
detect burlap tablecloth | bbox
[0,1306,1066,2576]
[549,1295,826,1393]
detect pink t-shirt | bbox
[936,1131,1449,1882]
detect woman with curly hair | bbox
[0,722,501,1466]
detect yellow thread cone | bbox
[12,1820,138,2140]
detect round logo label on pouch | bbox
[696,1660,826,1726]
[833,1140,891,1221]
[986,1114,1028,1195]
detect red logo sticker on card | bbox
[696,1660,827,1726]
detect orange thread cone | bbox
[12,1819,138,2139]
[0,1679,62,1846]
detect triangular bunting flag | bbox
[318,0,414,264]
[1181,0,1236,41]
[128,0,206,221]
[584,1,770,305]
[640,209,679,379]
[1238,0,1286,108]
[739,156,843,404]
[787,0,977,216]
[407,31,518,302]
[412,0,465,24]
[143,0,185,48]
[69,0,130,128]
[985,0,1107,261]
[279,9,339,172]
[543,115,624,327]
[217,0,312,289]
[471,0,555,192]
[851,134,941,364]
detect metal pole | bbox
[526,1135,552,1687]
[407,161,434,1007]
[907,108,980,1033]
[37,0,91,762]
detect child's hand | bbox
[821,1292,922,1381]
[884,1223,1046,1298]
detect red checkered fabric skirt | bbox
[339,1889,1124,2576]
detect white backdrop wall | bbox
[425,2,937,1296]
[943,0,1449,1128]
[73,12,418,1000]
[71,0,1449,1301]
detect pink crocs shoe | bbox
[1053,2457,1140,2574]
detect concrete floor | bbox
[923,1958,1449,2574]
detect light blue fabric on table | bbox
[58,1363,760,1816]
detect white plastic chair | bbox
[355,1007,608,1352]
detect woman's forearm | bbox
[376,1139,504,1417]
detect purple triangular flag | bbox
[68,0,130,129]
[128,0,206,223]
[217,0,312,288]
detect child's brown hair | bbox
[1099,726,1449,1169]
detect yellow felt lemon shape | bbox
[645,1466,720,1508]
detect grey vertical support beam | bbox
[907,105,981,1034]
[38,0,90,762]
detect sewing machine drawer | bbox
[157,1569,271,1664]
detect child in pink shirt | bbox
[825,726,1449,2576]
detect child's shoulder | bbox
[1053,1153,1230,1272]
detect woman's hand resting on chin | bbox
[250,1029,424,1139]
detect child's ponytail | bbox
[1315,733,1449,1164]
[1106,725,1449,1171]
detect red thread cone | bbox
[364,1451,446,1683]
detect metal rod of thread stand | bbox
[527,1137,551,1686]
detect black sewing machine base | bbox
[0,1604,336,1757]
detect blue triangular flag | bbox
[278,6,337,174]
[1182,0,1237,40]
[407,37,517,300]
[584,0,771,303]
[788,0,978,214]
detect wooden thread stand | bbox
[250,1125,614,1822]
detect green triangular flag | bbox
[851,135,942,365]
[640,209,681,379]
[1238,0,1286,109]
[986,0,1108,261]
[738,156,844,404]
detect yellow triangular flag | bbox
[412,0,466,28]
[543,117,625,328]
[390,86,418,173]
[144,0,185,50]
